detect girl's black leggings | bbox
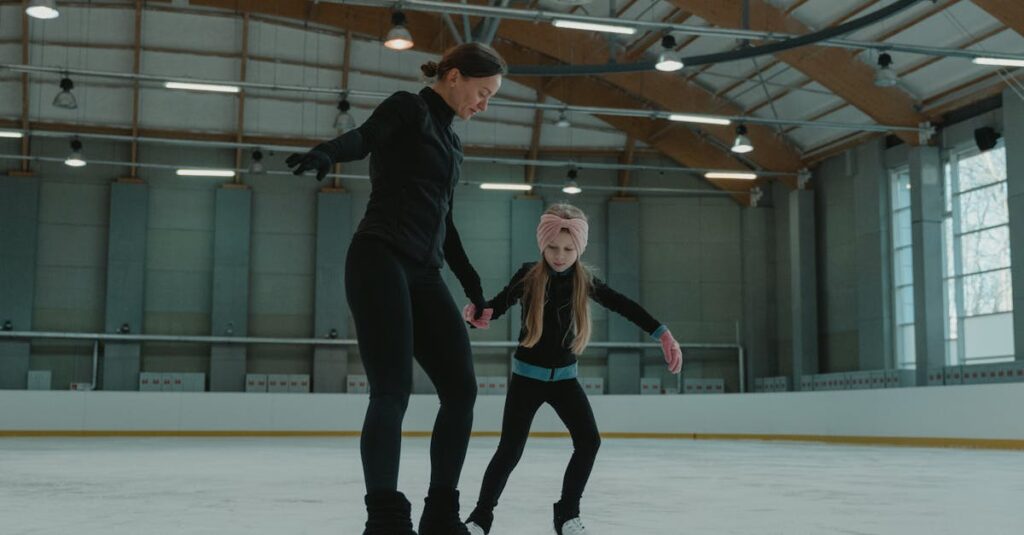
[474,373,601,512]
[346,236,478,492]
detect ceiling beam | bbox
[615,0,640,18]
[713,59,780,100]
[742,0,957,116]
[680,0,831,88]
[497,44,760,196]
[780,26,1008,137]
[674,0,926,145]
[802,131,882,167]
[31,1,800,187]
[897,27,1006,80]
[783,0,813,16]
[182,1,770,202]
[921,70,1008,119]
[972,0,1024,37]
[782,100,847,136]
[491,18,804,173]
[516,68,775,201]
[713,0,881,103]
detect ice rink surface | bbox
[1,437,1022,534]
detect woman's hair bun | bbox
[420,61,439,78]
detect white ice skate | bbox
[466,521,487,535]
[558,516,588,535]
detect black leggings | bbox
[475,373,601,513]
[345,236,477,492]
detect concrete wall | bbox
[2,138,743,392]
[772,181,793,377]
[641,195,743,391]
[15,98,1013,396]
[814,140,891,373]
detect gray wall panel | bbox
[790,188,819,381]
[102,181,148,390]
[209,186,252,391]
[313,191,352,392]
[607,199,642,394]
[0,177,39,389]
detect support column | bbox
[209,185,252,392]
[1003,88,1024,361]
[102,179,148,391]
[853,140,893,371]
[741,205,773,392]
[607,198,642,394]
[908,146,945,384]
[313,189,352,392]
[0,175,39,389]
[789,188,819,384]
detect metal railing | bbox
[0,330,745,393]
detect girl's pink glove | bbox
[462,303,493,329]
[659,330,683,374]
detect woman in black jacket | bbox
[461,204,683,535]
[286,43,507,535]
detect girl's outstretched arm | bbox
[591,276,682,373]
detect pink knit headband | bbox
[536,213,589,257]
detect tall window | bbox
[890,168,915,369]
[944,162,957,364]
[944,142,1014,364]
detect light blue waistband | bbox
[512,357,578,382]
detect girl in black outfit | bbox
[286,43,507,535]
[461,204,683,535]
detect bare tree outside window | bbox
[945,145,1014,363]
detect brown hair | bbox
[520,204,594,355]
[420,42,508,80]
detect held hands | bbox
[462,303,494,330]
[285,149,333,181]
[659,330,683,374]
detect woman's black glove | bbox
[286,148,333,181]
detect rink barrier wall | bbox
[1,383,1023,450]
[0,430,1019,450]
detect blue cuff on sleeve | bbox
[650,324,668,341]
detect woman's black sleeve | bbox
[314,91,420,162]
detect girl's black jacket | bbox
[488,262,663,368]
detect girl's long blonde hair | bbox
[521,204,593,355]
